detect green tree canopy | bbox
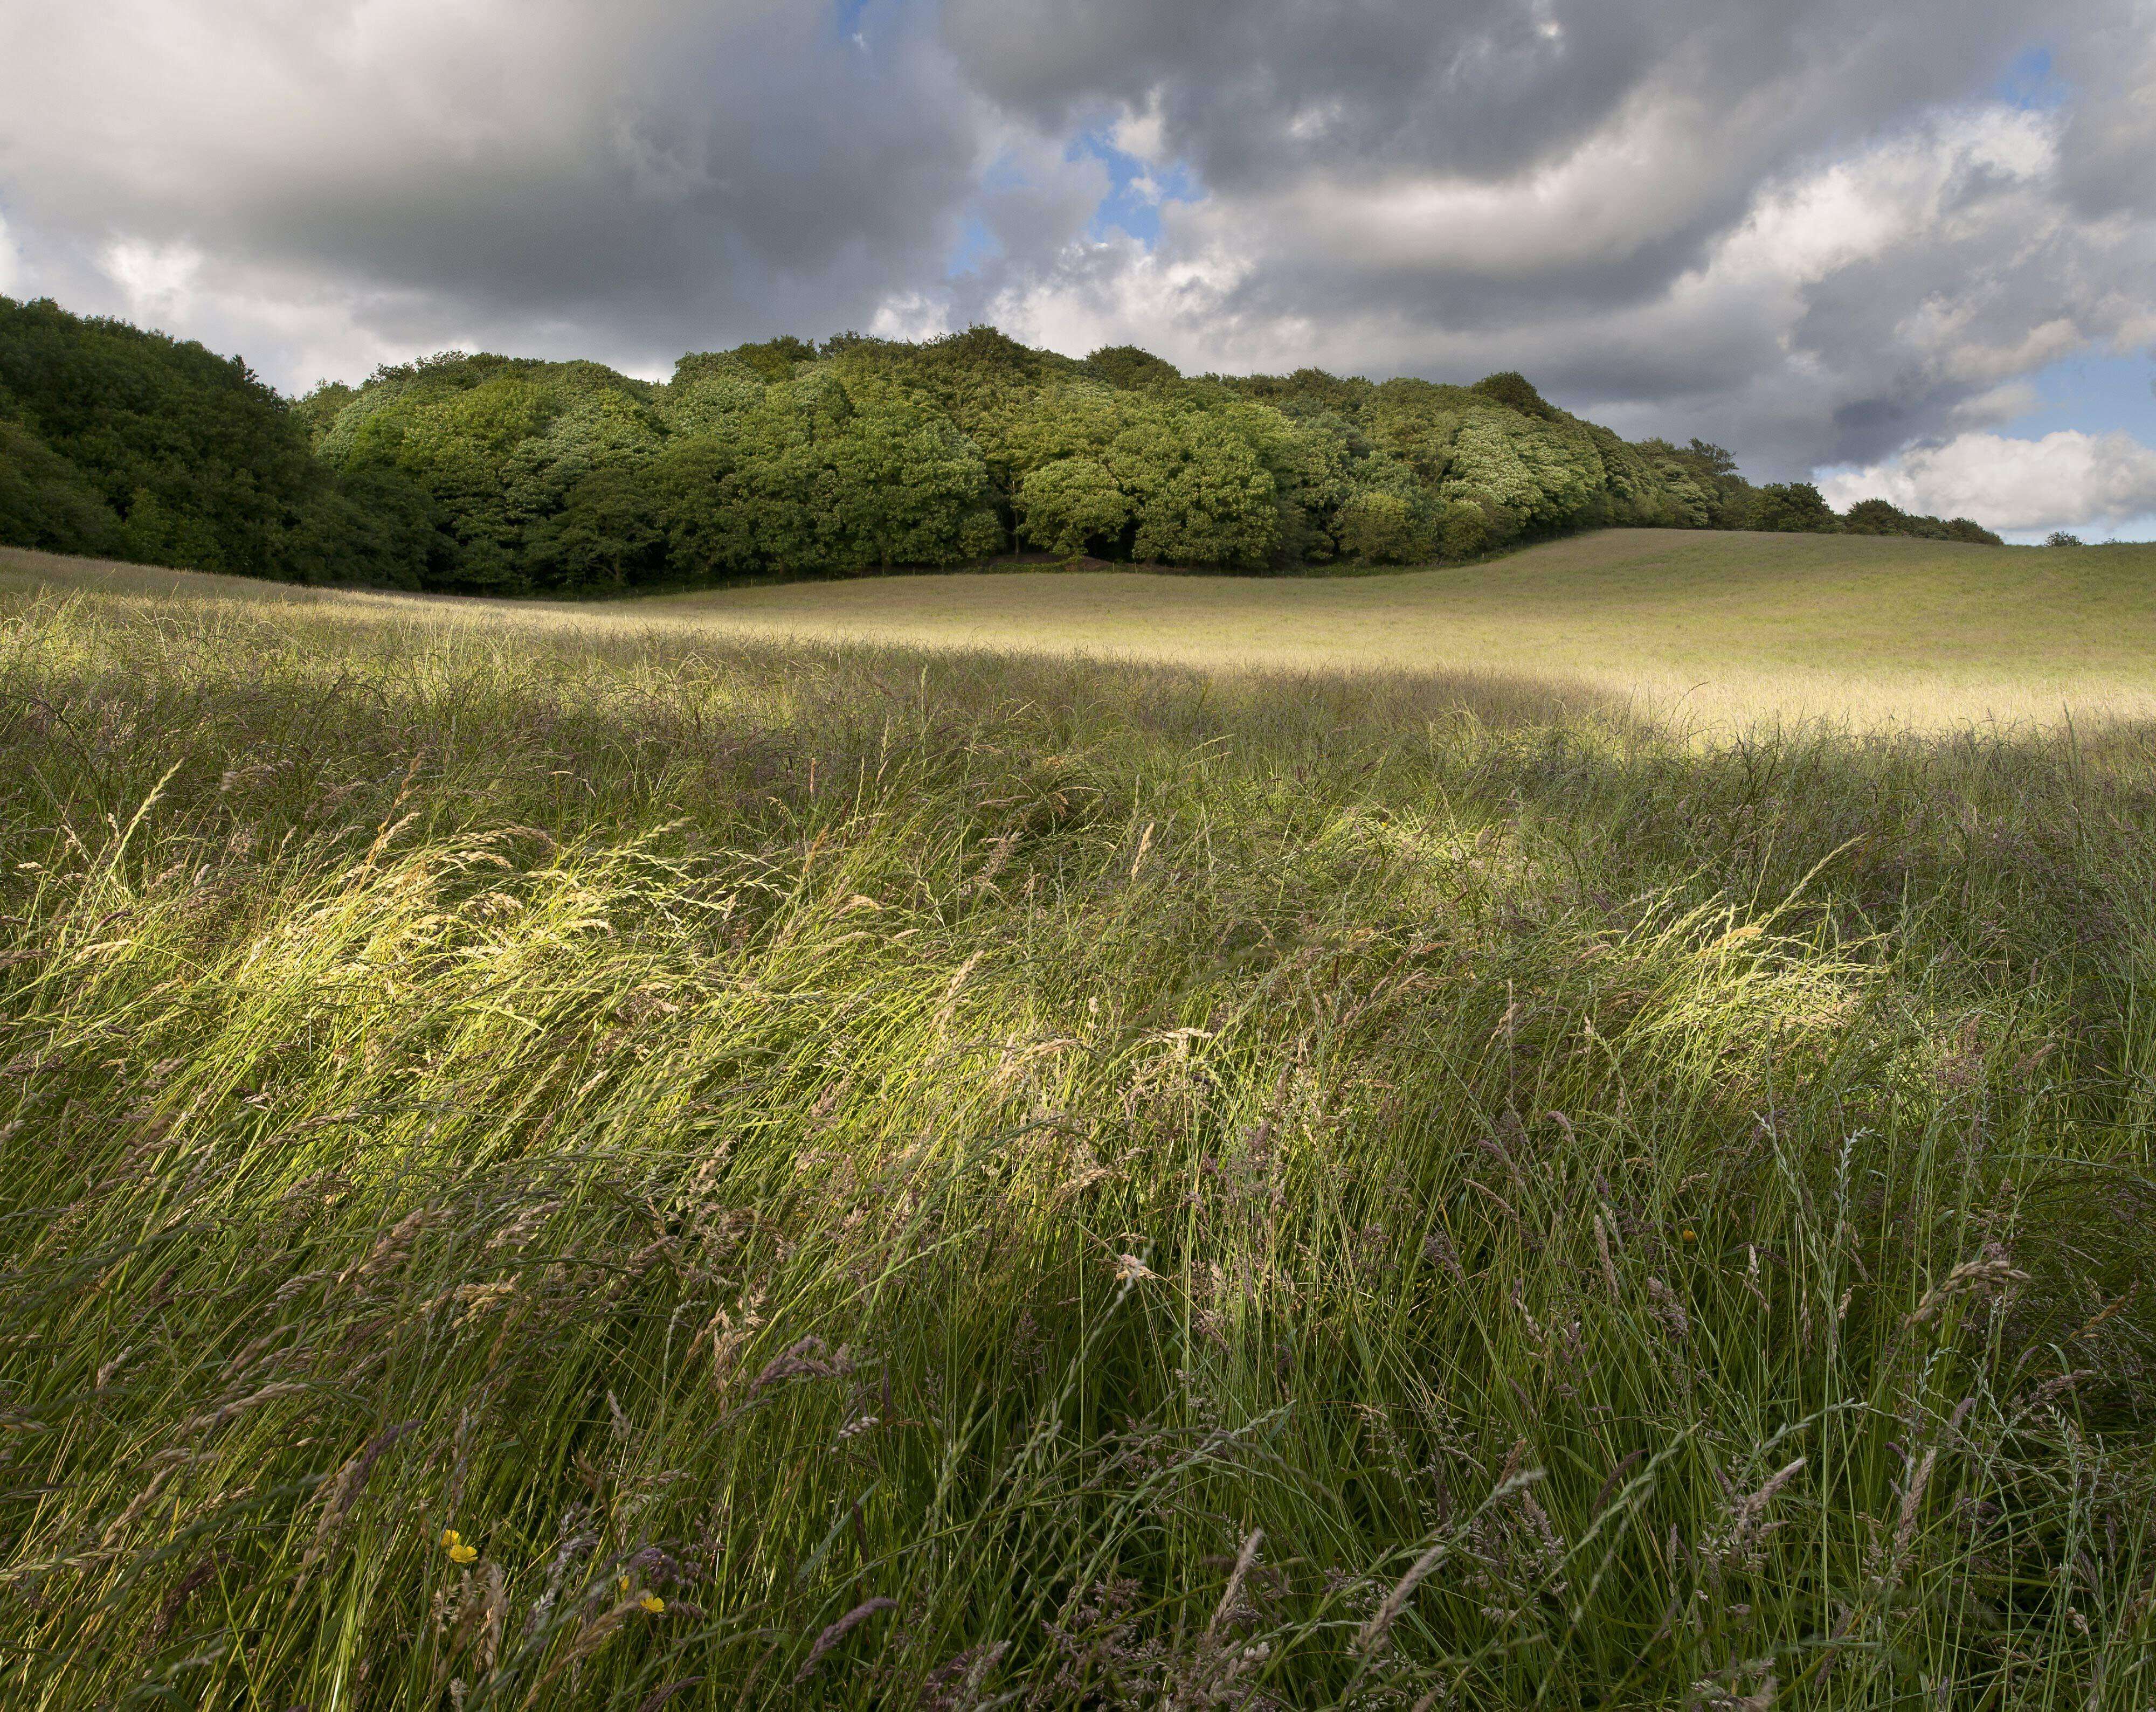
[3,296,2006,592]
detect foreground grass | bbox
[1,562,2154,1708]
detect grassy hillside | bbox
[11,527,2141,732]
[1,547,2152,1707]
[651,531,2156,730]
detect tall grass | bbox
[1,577,2152,1708]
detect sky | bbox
[1,0,2151,541]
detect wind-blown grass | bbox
[1,564,2153,1708]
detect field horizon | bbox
[9,528,2155,735]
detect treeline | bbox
[0,296,430,584]
[1630,438,2001,546]
[1,295,2000,593]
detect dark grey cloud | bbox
[0,1,997,373]
[2055,6,2156,218]
[943,0,2024,191]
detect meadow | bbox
[2,538,2153,1709]
[648,531,2156,732]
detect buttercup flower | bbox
[441,1529,478,1565]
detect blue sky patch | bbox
[945,214,1002,278]
[1071,129,1203,247]
[1994,44,2069,110]
[2001,350,2156,440]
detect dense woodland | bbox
[1,295,2001,593]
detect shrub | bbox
[1842,498,2004,546]
[1015,456,1133,556]
[1335,489,1429,563]
[957,506,1008,559]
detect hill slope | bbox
[8,529,2144,730]
[634,529,2156,729]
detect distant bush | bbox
[2048,530,2085,547]
[1844,497,2003,545]
[1745,481,1840,533]
[1084,344,1183,391]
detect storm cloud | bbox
[2,0,2150,531]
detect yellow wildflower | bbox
[441,1529,478,1565]
[641,1594,666,1614]
[1681,1229,1697,1243]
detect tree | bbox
[1336,490,1430,564]
[0,419,123,556]
[1469,371,1559,421]
[1109,408,1280,568]
[0,294,424,581]
[1686,439,1739,477]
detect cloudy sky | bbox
[3,1,2152,540]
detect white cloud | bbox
[1110,95,1169,164]
[868,290,955,343]
[966,95,2134,481]
[1819,429,2156,533]
[1947,380,2041,427]
[100,237,204,324]
[1726,108,2056,290]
